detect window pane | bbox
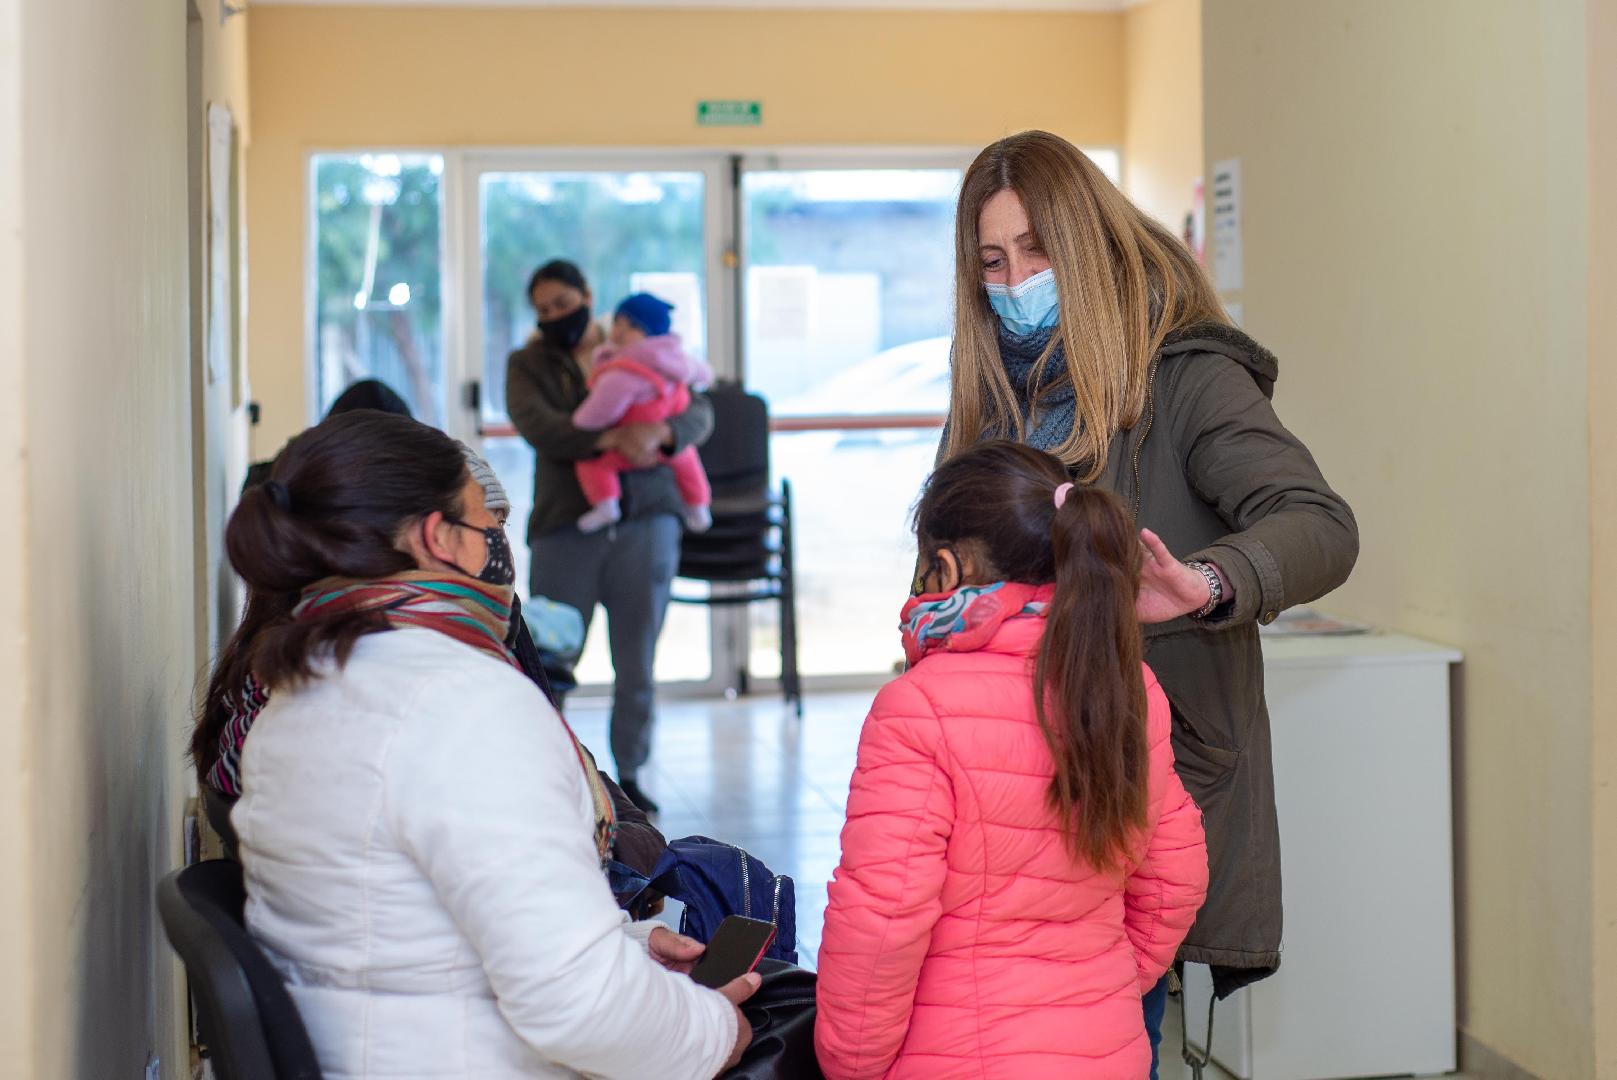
[311,153,445,425]
[740,167,957,678]
[480,171,707,427]
[750,426,937,679]
[742,169,960,417]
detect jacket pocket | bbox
[1168,701,1240,815]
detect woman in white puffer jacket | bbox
[221,410,756,1079]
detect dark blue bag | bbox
[643,836,798,964]
[606,859,654,913]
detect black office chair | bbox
[674,383,802,715]
[157,860,323,1080]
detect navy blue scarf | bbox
[996,324,1077,452]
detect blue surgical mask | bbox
[984,268,1060,336]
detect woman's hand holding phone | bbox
[647,926,704,974]
[716,972,761,1073]
[647,924,761,1073]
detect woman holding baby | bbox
[505,259,712,815]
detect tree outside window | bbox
[312,153,445,425]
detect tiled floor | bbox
[567,690,1473,1080]
[566,689,871,969]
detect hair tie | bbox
[1053,482,1074,509]
[264,480,292,511]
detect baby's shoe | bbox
[578,498,622,533]
[683,504,713,533]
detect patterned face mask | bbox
[445,518,517,587]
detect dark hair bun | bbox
[225,411,466,597]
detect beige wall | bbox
[1204,1,1600,1076]
[0,0,30,1070]
[1123,0,1202,232]
[191,1,254,670]
[1589,0,1617,1072]
[0,1,248,1076]
[245,3,1125,455]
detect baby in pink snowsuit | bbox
[571,293,714,534]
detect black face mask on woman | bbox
[445,518,517,587]
[537,305,592,351]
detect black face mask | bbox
[537,305,592,351]
[445,518,517,587]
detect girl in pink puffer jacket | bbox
[815,441,1208,1080]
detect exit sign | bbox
[697,100,762,127]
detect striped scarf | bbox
[295,572,618,864]
[295,572,520,659]
[206,672,269,798]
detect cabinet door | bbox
[1187,650,1458,1080]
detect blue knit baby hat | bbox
[614,293,675,337]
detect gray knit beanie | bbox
[458,441,510,516]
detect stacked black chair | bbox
[674,382,802,716]
[158,860,322,1080]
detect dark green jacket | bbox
[953,321,1357,993]
[505,334,714,541]
[1094,321,1358,993]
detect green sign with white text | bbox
[697,101,762,127]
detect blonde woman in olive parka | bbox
[938,130,1359,1077]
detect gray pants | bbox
[530,514,681,779]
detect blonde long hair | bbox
[945,130,1229,482]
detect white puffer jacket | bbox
[233,627,736,1079]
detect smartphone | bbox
[689,916,777,989]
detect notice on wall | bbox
[1210,158,1243,293]
[750,266,814,340]
[207,103,236,386]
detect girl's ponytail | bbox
[1033,484,1150,870]
[916,440,1151,870]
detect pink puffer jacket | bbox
[815,614,1207,1079]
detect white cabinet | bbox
[1183,631,1461,1080]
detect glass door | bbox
[738,157,967,679]
[461,154,733,689]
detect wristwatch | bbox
[1185,560,1223,619]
